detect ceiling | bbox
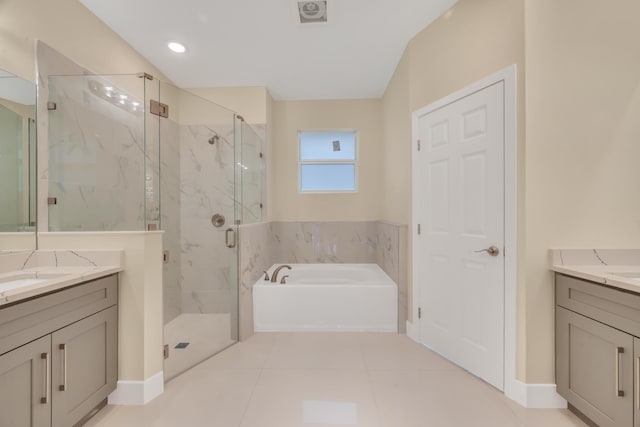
[80,0,457,100]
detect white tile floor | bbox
[86,333,587,427]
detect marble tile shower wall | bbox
[238,222,272,340]
[42,74,150,231]
[161,118,181,324]
[164,121,264,327]
[179,124,237,330]
[47,85,136,229]
[238,221,408,336]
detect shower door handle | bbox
[225,228,237,248]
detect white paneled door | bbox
[414,82,505,390]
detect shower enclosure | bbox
[47,73,263,381]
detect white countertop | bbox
[0,250,124,306]
[550,249,640,294]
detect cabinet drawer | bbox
[556,273,640,337]
[0,275,117,356]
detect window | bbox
[299,130,357,192]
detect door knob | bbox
[475,245,500,256]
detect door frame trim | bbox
[410,64,517,399]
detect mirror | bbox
[0,69,36,236]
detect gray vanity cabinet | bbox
[556,273,640,427]
[556,306,633,427]
[0,336,52,427]
[51,306,117,427]
[0,274,118,427]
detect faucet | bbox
[271,264,292,283]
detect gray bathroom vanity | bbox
[552,249,640,427]
[0,274,118,427]
[0,250,123,427]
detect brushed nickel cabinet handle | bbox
[59,343,67,391]
[636,356,640,411]
[616,347,625,397]
[41,352,49,404]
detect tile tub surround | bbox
[0,249,123,305]
[550,248,640,293]
[238,222,272,340]
[238,221,407,338]
[376,221,408,333]
[268,221,378,264]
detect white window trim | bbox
[298,129,359,194]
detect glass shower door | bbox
[47,74,153,231]
[237,120,264,223]
[159,83,239,381]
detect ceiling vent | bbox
[297,1,327,24]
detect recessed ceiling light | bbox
[168,42,186,53]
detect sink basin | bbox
[608,272,640,281]
[0,278,48,293]
[0,272,70,293]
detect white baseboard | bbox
[108,371,164,405]
[405,320,419,341]
[507,380,567,408]
[405,322,565,410]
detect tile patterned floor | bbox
[86,333,587,427]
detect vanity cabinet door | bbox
[557,307,633,427]
[51,306,117,427]
[0,335,52,427]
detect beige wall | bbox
[0,0,168,83]
[187,86,269,124]
[524,0,640,382]
[0,233,36,250]
[266,92,275,220]
[382,0,526,378]
[383,0,640,386]
[38,232,164,382]
[271,99,384,221]
[381,52,411,225]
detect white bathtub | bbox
[253,264,397,332]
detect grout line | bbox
[236,334,280,426]
[360,335,385,427]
